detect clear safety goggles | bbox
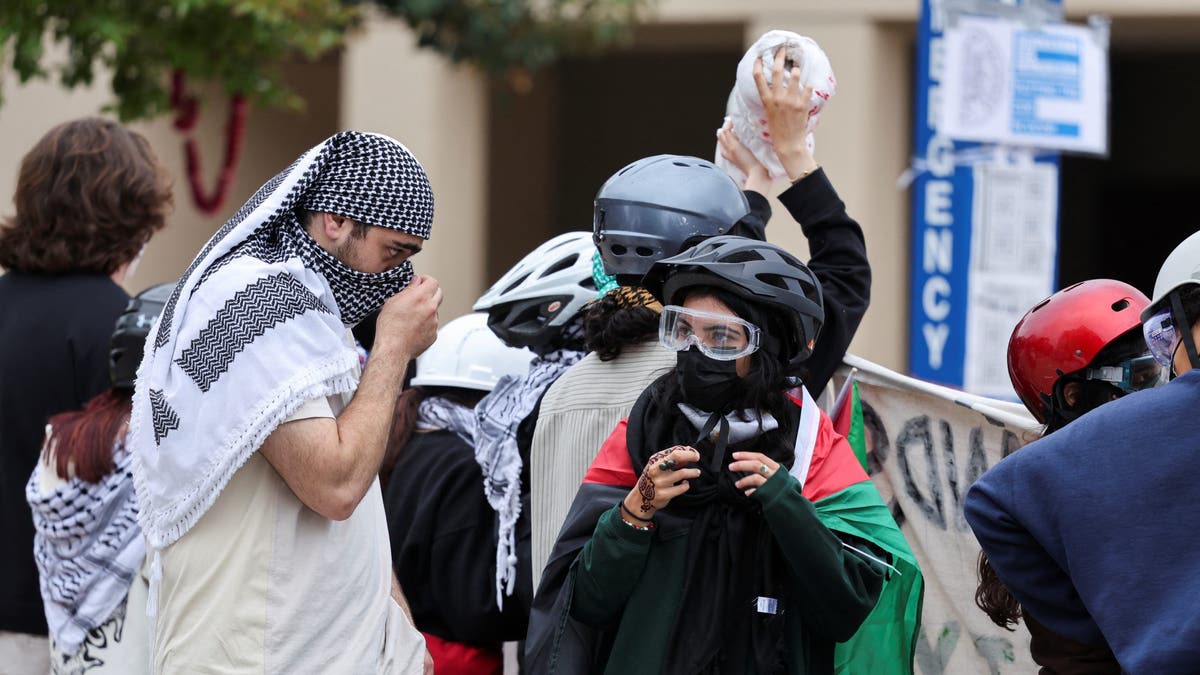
[659,305,760,361]
[1143,307,1180,369]
[1085,353,1164,394]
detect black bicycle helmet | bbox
[110,282,176,390]
[643,236,824,366]
[593,155,750,285]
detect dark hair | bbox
[380,385,487,488]
[583,294,658,361]
[976,551,1022,629]
[45,389,133,483]
[0,118,171,274]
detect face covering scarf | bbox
[129,131,435,551]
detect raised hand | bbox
[374,274,443,359]
[752,49,820,182]
[718,118,771,194]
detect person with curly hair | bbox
[0,118,171,669]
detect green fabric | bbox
[592,250,619,297]
[847,381,868,471]
[815,481,923,675]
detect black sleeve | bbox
[730,190,773,241]
[776,168,871,397]
[387,432,531,644]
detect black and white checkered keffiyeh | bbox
[473,320,585,606]
[129,131,435,550]
[26,438,144,657]
[415,395,476,445]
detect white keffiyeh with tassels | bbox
[129,131,435,553]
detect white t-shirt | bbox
[151,392,425,674]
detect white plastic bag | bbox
[717,30,837,184]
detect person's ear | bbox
[1062,381,1081,408]
[321,212,354,242]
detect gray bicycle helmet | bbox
[473,232,597,350]
[593,155,750,284]
[643,235,824,366]
[111,282,176,390]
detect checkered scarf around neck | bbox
[26,437,144,656]
[416,395,476,446]
[474,318,585,607]
[129,131,434,550]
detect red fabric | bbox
[582,419,638,488]
[799,410,870,502]
[422,632,502,675]
[580,403,869,502]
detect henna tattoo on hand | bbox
[637,473,655,512]
[639,448,681,512]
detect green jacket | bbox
[571,468,884,674]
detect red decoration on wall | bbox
[170,71,247,216]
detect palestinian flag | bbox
[526,385,923,674]
[829,375,924,675]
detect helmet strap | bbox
[1170,292,1200,376]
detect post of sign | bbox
[910,0,1107,397]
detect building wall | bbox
[340,14,491,322]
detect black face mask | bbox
[675,348,744,412]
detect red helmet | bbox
[1008,279,1150,423]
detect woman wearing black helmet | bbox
[25,282,174,675]
[527,237,917,674]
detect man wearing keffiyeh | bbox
[128,132,441,674]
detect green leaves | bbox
[0,0,352,120]
[0,0,648,120]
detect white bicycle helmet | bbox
[411,313,534,391]
[473,231,597,350]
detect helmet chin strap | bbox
[1170,292,1200,376]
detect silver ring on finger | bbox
[759,464,770,475]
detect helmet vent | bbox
[502,272,531,295]
[1111,298,1130,312]
[611,244,628,255]
[540,254,578,278]
[636,246,654,257]
[672,161,690,167]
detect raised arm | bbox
[720,50,870,396]
[260,275,442,520]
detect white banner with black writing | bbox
[832,355,1041,674]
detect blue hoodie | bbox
[965,369,1200,674]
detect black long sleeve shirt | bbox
[0,272,129,635]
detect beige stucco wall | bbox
[340,15,490,322]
